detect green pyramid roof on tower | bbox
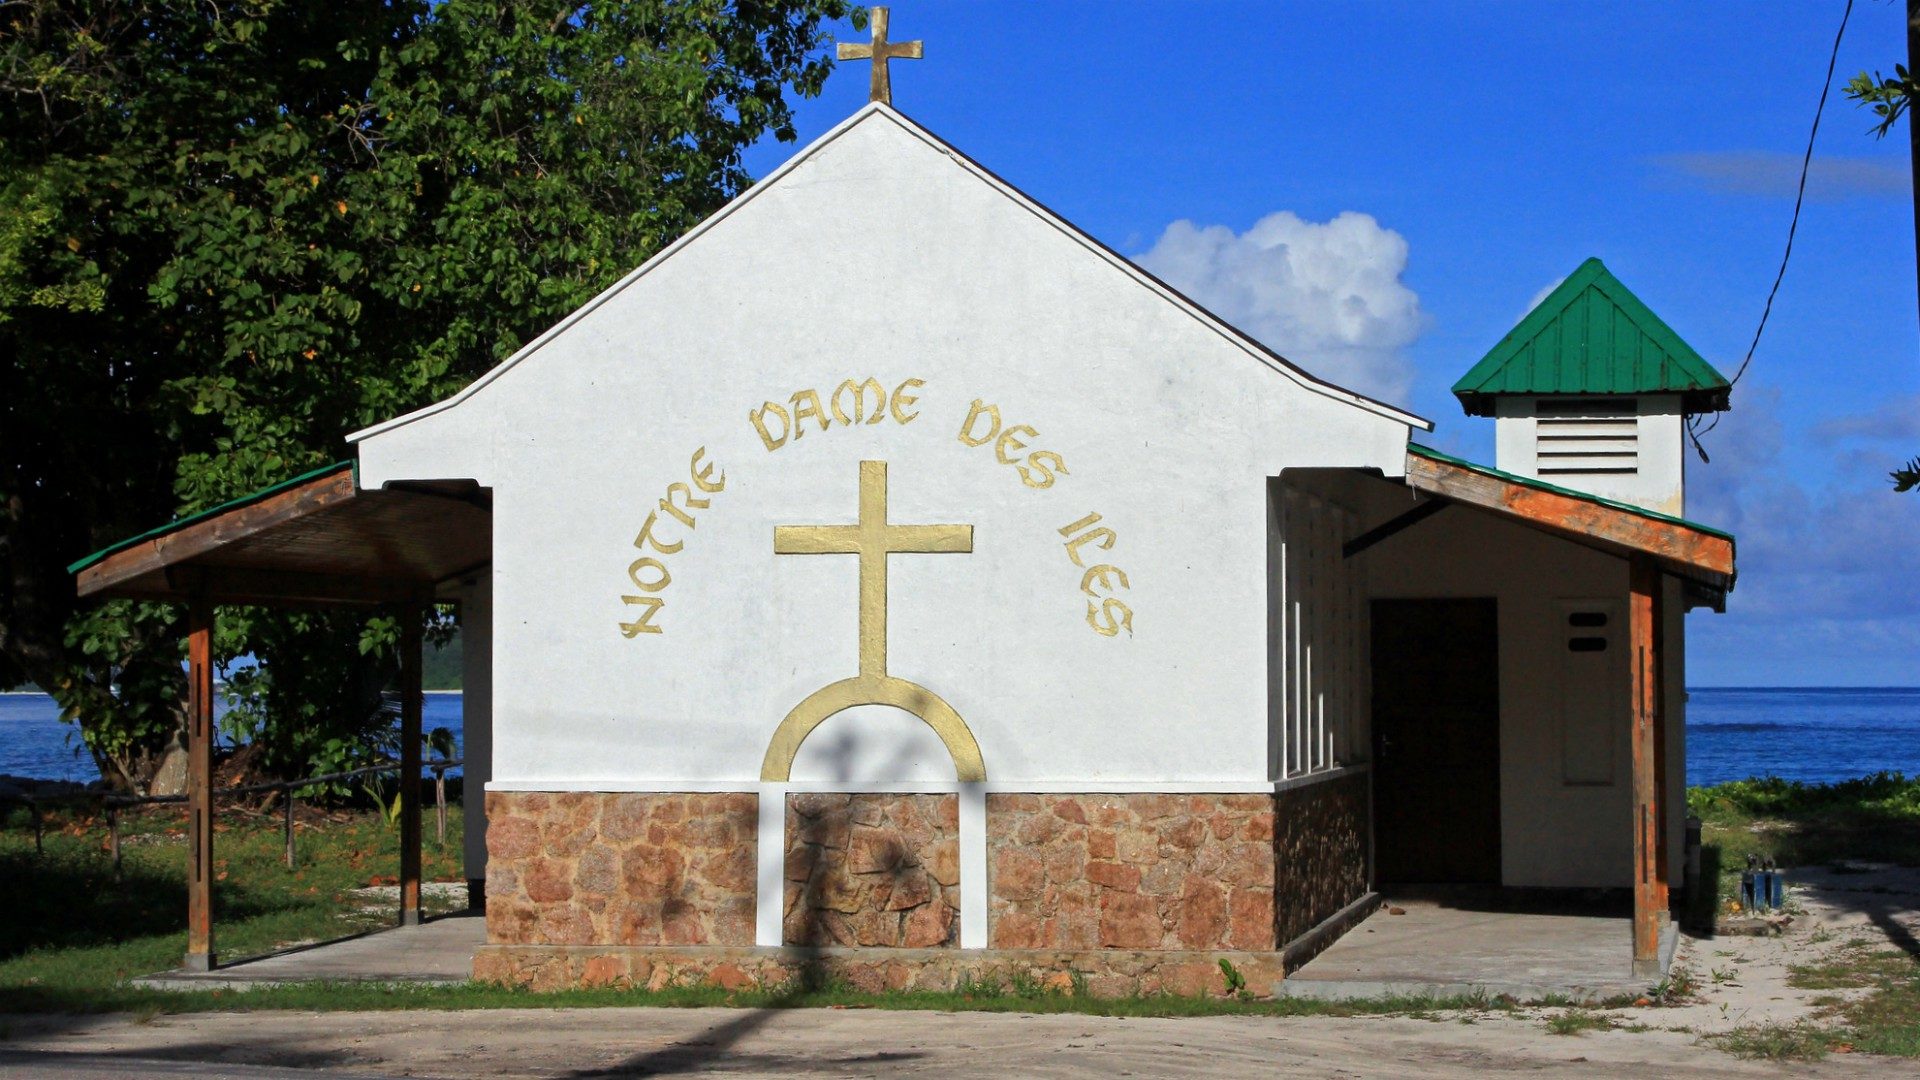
[1452,257,1731,417]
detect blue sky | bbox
[743,1,1920,687]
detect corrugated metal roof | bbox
[1452,258,1731,416]
[67,461,357,575]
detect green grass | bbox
[1686,774,1920,1059]
[1688,773,1920,884]
[1543,1009,1618,1036]
[0,799,468,1007]
[1785,941,1920,1057]
[1711,1021,1844,1061]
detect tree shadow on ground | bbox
[0,848,293,962]
[561,950,927,1078]
[566,730,940,1076]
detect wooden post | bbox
[434,766,447,847]
[399,605,424,926]
[185,598,216,971]
[1629,555,1667,978]
[284,788,296,870]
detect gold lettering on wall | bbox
[752,377,924,452]
[790,389,831,436]
[889,378,924,425]
[955,398,1068,489]
[830,378,888,425]
[1059,513,1134,637]
[618,447,726,638]
[621,380,1137,641]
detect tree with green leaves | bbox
[2,0,851,790]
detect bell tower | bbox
[1453,258,1731,517]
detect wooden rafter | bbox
[78,468,359,598]
[74,467,489,606]
[1404,450,1734,589]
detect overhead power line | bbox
[1691,0,1856,459]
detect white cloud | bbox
[1522,276,1565,319]
[1811,393,1920,443]
[1133,210,1426,403]
[1686,387,1920,682]
[1654,151,1909,201]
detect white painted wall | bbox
[1493,394,1687,516]
[352,106,1416,791]
[1664,574,1688,883]
[1273,486,1367,781]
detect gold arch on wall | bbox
[759,674,986,782]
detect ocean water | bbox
[1684,687,1920,787]
[0,692,467,784]
[3,688,1917,788]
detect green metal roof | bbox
[1452,258,1731,416]
[67,461,357,576]
[1406,442,1734,541]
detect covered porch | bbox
[1282,894,1678,1002]
[69,461,494,973]
[1282,444,1734,980]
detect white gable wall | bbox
[355,109,1415,790]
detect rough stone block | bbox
[785,793,959,949]
[487,791,757,948]
[988,792,1277,952]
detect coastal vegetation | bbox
[1686,773,1920,1059]
[1689,772,1920,881]
[0,0,853,794]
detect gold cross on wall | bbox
[837,6,922,106]
[775,460,971,679]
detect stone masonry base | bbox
[472,944,1290,999]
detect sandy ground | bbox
[1631,864,1920,1040]
[1,867,1915,1078]
[2,1004,1912,1079]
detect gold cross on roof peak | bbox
[837,6,922,106]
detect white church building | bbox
[75,101,1734,994]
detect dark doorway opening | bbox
[1371,598,1501,885]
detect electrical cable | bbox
[1689,0,1856,459]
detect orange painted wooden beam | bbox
[1629,555,1667,976]
[1406,453,1734,586]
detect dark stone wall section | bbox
[1274,771,1371,945]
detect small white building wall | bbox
[1663,573,1687,886]
[1271,484,1368,782]
[1365,503,1628,887]
[352,107,1419,792]
[1493,394,1687,517]
[1327,473,1688,889]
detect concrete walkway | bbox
[134,914,484,990]
[1282,899,1674,1002]
[137,902,1673,1002]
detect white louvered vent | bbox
[1535,398,1638,476]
